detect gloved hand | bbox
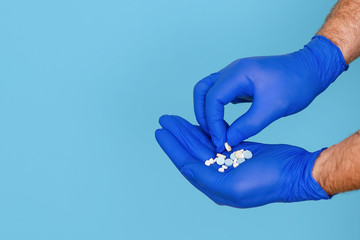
[155,115,330,208]
[194,35,348,152]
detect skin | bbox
[317,0,360,64]
[313,0,360,195]
[313,131,360,196]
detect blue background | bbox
[1,0,359,239]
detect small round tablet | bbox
[225,158,233,166]
[205,160,210,166]
[237,158,245,164]
[216,157,225,165]
[244,150,253,159]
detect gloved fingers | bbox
[155,128,197,170]
[226,100,279,147]
[205,75,251,152]
[193,73,219,134]
[159,115,215,161]
[171,115,214,149]
[156,128,230,205]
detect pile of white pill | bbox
[204,142,253,172]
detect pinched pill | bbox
[216,153,226,158]
[225,158,233,166]
[218,167,225,172]
[222,165,228,169]
[233,162,239,168]
[225,142,232,152]
[230,152,236,160]
[209,158,214,164]
[216,157,225,165]
[244,150,253,159]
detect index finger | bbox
[205,77,242,152]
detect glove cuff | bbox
[302,148,331,201]
[305,35,349,91]
[286,148,330,202]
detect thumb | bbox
[226,100,280,146]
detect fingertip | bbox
[210,120,229,151]
[158,114,171,126]
[209,133,226,152]
[215,144,225,153]
[194,80,211,96]
[155,128,163,136]
[155,128,165,141]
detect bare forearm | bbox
[313,131,360,196]
[317,0,360,64]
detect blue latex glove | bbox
[194,35,348,152]
[155,115,329,208]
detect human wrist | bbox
[312,147,335,196]
[316,0,360,64]
[304,35,348,91]
[284,149,330,202]
[316,32,350,64]
[302,148,331,200]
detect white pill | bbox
[216,153,226,158]
[209,158,214,164]
[244,150,253,159]
[237,158,245,164]
[233,162,239,168]
[222,165,228,169]
[225,142,232,152]
[235,151,244,159]
[224,158,233,166]
[216,157,225,165]
[218,167,225,172]
[205,160,210,166]
[230,152,236,160]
